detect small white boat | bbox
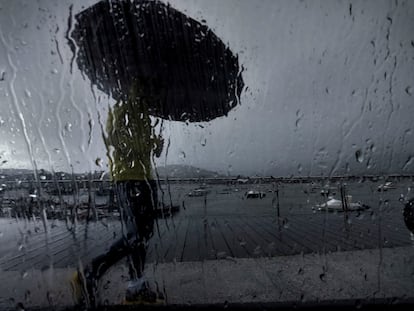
[245,190,266,199]
[187,188,210,197]
[315,195,368,212]
[377,182,395,192]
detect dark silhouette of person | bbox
[69,0,243,307]
[72,83,164,307]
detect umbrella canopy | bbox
[71,0,244,122]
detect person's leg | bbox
[127,180,156,278]
[72,181,140,307]
[80,237,131,307]
[124,180,159,302]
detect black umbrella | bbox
[71,0,244,122]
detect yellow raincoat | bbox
[105,85,163,181]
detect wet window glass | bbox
[0,0,413,309]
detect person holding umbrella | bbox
[69,0,243,307]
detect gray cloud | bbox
[0,0,413,177]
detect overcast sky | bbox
[0,0,413,177]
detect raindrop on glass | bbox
[253,245,262,255]
[95,158,103,167]
[21,270,28,279]
[217,251,227,259]
[64,123,72,132]
[282,218,289,229]
[16,302,25,311]
[355,150,364,163]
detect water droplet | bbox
[217,251,227,259]
[103,280,111,290]
[100,217,109,228]
[319,273,326,282]
[40,175,46,180]
[356,213,365,220]
[366,158,373,169]
[95,158,102,167]
[355,150,364,163]
[24,290,31,302]
[64,123,72,132]
[179,151,186,160]
[282,218,290,229]
[300,293,306,302]
[16,302,25,311]
[21,270,28,279]
[46,291,54,305]
[200,138,207,147]
[403,156,413,171]
[51,68,58,74]
[405,86,412,96]
[253,245,262,255]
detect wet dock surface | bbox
[0,180,412,272]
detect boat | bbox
[315,195,369,212]
[245,190,266,199]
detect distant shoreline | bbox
[0,174,412,186]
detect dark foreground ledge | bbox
[31,299,414,311]
[1,246,413,311]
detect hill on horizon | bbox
[154,164,223,179]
